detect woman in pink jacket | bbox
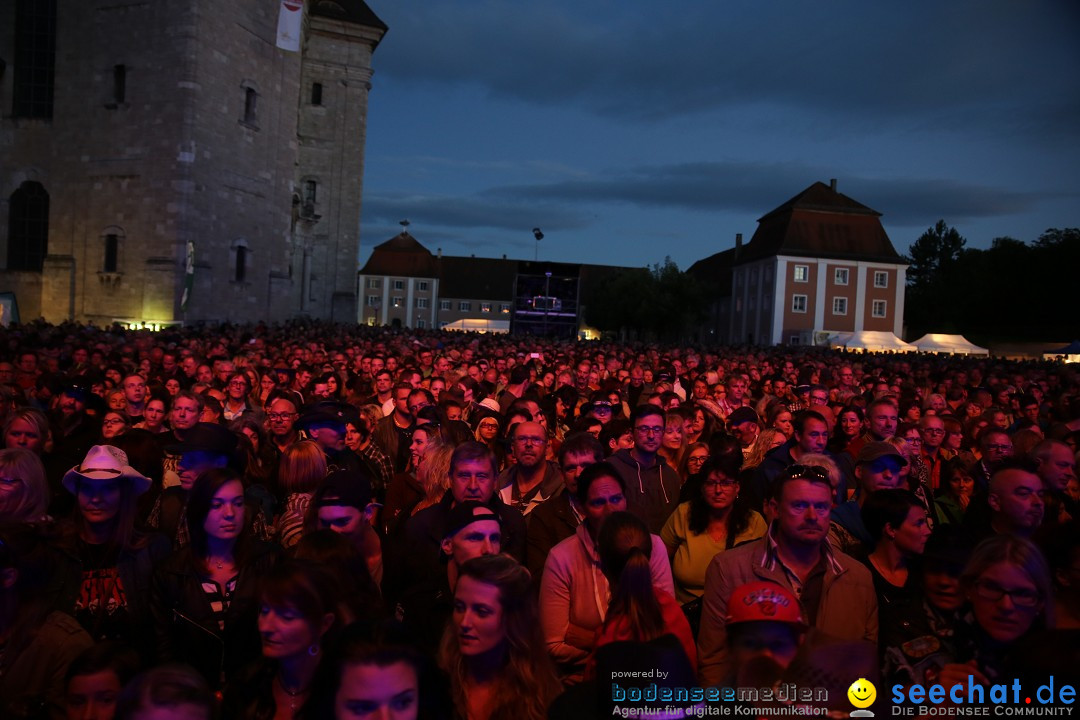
[538,462,674,684]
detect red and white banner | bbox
[276,0,304,52]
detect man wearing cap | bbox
[728,407,761,459]
[388,442,526,605]
[497,421,563,519]
[311,468,384,586]
[149,423,239,548]
[297,402,374,479]
[698,465,877,688]
[828,442,907,557]
[724,581,808,686]
[396,501,502,652]
[49,383,101,482]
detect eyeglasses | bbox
[787,464,829,482]
[479,422,499,430]
[703,478,737,490]
[634,425,664,436]
[267,412,297,421]
[922,428,945,436]
[514,436,545,446]
[103,418,127,426]
[973,580,1040,608]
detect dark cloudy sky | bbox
[358,0,1080,270]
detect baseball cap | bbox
[313,469,373,510]
[443,501,501,539]
[727,581,806,627]
[728,407,760,427]
[856,441,907,466]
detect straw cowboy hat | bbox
[62,444,152,495]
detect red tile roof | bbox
[359,232,439,277]
[735,181,904,265]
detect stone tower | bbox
[0,0,386,325]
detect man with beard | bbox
[497,421,563,519]
[697,464,877,687]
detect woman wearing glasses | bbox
[661,454,766,606]
[936,534,1052,688]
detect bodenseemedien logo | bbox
[890,676,1075,716]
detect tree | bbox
[906,220,966,290]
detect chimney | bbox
[829,178,837,192]
[734,232,742,261]
[437,248,442,258]
[502,254,506,259]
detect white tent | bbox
[911,333,989,355]
[440,318,510,334]
[829,331,917,353]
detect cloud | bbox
[362,191,589,232]
[488,161,1045,225]
[372,0,1080,140]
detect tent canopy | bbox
[1048,340,1080,355]
[441,318,510,334]
[829,331,916,353]
[910,333,989,355]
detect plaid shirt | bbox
[358,441,394,499]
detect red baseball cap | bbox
[726,581,806,627]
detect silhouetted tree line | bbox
[582,257,707,342]
[905,222,1079,342]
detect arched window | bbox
[7,181,49,271]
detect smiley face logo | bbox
[847,678,876,709]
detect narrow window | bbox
[304,180,317,206]
[113,64,126,104]
[104,234,119,272]
[235,246,247,282]
[243,87,257,124]
[311,82,323,106]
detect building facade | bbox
[690,180,907,346]
[0,0,385,326]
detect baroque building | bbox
[0,0,385,326]
[689,180,908,346]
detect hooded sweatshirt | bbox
[608,448,680,534]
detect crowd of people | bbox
[0,319,1078,719]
